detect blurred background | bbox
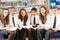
[0,0,60,14]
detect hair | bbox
[10,7,16,9]
[0,14,1,20]
[39,6,48,23]
[52,6,58,9]
[18,8,28,24]
[0,8,9,25]
[31,7,37,12]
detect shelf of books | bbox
[0,0,47,13]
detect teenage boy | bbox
[8,7,18,40]
[30,8,41,40]
[45,6,60,40]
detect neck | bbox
[4,16,6,19]
[53,13,57,16]
[12,14,15,16]
[32,14,36,16]
[22,16,24,18]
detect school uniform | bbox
[9,14,18,40]
[9,14,18,27]
[45,14,60,40]
[30,15,41,40]
[0,20,8,35]
[17,17,31,40]
[37,15,47,40]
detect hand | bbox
[0,28,5,30]
[40,26,45,29]
[52,28,58,32]
[22,26,26,29]
[6,27,11,29]
[33,27,37,30]
[19,28,22,30]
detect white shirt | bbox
[18,17,31,28]
[30,15,41,26]
[0,20,9,28]
[0,20,4,28]
[9,14,18,27]
[45,14,60,30]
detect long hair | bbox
[39,6,48,23]
[18,8,28,23]
[0,14,1,20]
[0,8,9,25]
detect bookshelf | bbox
[0,0,48,13]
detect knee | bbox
[9,31,16,35]
[28,29,31,32]
[46,30,52,34]
[37,29,42,33]
[37,29,39,32]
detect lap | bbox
[37,29,46,33]
[46,30,60,34]
[0,30,8,35]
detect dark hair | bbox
[0,8,9,25]
[52,6,58,9]
[31,7,37,12]
[39,6,47,23]
[18,8,28,24]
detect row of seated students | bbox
[0,6,60,40]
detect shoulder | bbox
[36,15,39,17]
[9,15,12,17]
[15,14,18,16]
[47,14,53,20]
[57,14,60,16]
[18,19,21,22]
[57,14,60,18]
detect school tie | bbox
[33,17,37,28]
[33,17,36,25]
[4,18,6,27]
[23,20,26,26]
[12,17,15,27]
[53,16,56,28]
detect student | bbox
[8,7,18,40]
[17,8,31,40]
[0,9,9,40]
[37,6,48,40]
[30,8,41,40]
[45,6,60,40]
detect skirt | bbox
[0,30,8,35]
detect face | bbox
[21,10,26,17]
[52,8,58,15]
[40,8,46,14]
[11,8,16,15]
[31,10,36,16]
[3,10,8,17]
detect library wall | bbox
[0,0,47,14]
